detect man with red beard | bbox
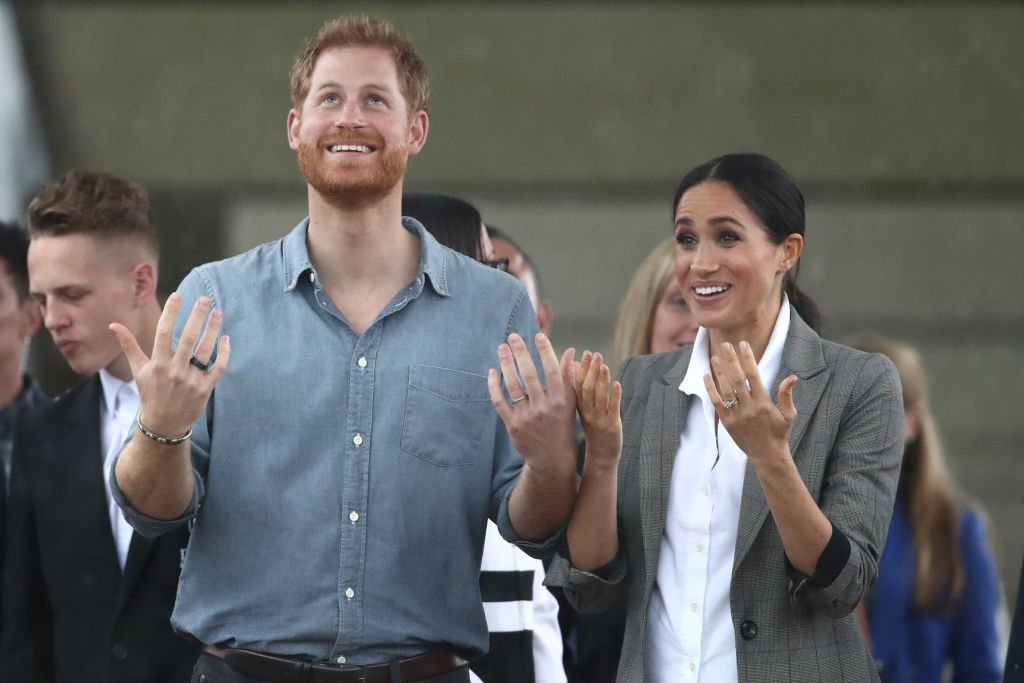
[108,15,579,683]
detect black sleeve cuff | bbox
[785,524,851,589]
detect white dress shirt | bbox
[99,369,139,571]
[646,302,790,682]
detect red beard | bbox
[296,135,408,208]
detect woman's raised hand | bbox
[704,340,797,463]
[575,351,622,468]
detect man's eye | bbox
[367,95,385,105]
[323,95,338,105]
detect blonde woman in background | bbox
[612,237,700,370]
[851,335,1003,683]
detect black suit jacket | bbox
[0,375,196,683]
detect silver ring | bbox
[722,397,739,409]
[189,355,212,372]
[510,395,527,405]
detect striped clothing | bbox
[471,521,566,683]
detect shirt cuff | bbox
[494,486,563,559]
[786,524,851,590]
[109,453,203,537]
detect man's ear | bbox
[17,298,41,338]
[130,261,158,306]
[287,108,302,150]
[406,110,429,157]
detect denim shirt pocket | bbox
[401,365,493,467]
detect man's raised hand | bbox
[109,293,230,440]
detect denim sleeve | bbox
[110,269,214,536]
[491,286,563,558]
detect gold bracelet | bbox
[136,414,192,446]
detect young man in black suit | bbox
[0,171,195,682]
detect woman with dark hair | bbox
[541,153,905,682]
[402,193,486,261]
[851,335,1003,683]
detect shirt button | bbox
[349,511,359,523]
[345,587,355,600]
[357,357,367,368]
[689,662,696,672]
[353,434,363,446]
[696,542,704,553]
[690,602,699,612]
[310,272,316,284]
[336,656,347,664]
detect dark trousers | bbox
[191,652,470,683]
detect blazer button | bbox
[739,620,758,640]
[111,642,129,660]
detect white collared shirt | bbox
[99,368,139,571]
[646,301,790,683]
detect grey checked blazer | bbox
[548,309,903,682]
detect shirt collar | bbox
[98,368,136,413]
[281,217,449,297]
[679,295,792,398]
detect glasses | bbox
[483,257,510,272]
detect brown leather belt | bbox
[201,644,468,683]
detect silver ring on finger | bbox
[190,355,212,372]
[510,394,528,405]
[722,390,739,409]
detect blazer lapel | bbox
[639,350,691,587]
[62,376,123,580]
[113,532,157,617]
[733,310,829,574]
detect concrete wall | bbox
[17,2,1024,607]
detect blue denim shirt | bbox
[112,218,555,663]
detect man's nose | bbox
[44,301,67,330]
[334,99,365,128]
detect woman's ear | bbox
[779,233,804,272]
